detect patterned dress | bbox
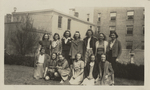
[51,40,62,54]
[69,60,84,84]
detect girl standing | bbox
[61,30,73,66]
[51,33,62,54]
[39,33,51,55]
[95,33,108,63]
[69,31,83,66]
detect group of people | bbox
[33,29,122,85]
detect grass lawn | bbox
[4,65,144,85]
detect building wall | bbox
[51,12,95,39]
[93,7,144,65]
[69,7,94,23]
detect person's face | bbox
[110,33,116,40]
[91,55,95,62]
[76,54,81,60]
[59,55,64,61]
[65,32,70,38]
[54,35,59,40]
[44,34,49,39]
[52,54,57,59]
[74,33,80,39]
[87,31,92,37]
[41,49,45,54]
[101,55,106,62]
[99,34,104,40]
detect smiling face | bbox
[40,49,45,54]
[110,33,116,40]
[87,31,92,37]
[99,33,104,41]
[65,32,70,38]
[58,55,64,61]
[74,33,80,39]
[44,34,49,39]
[91,55,95,62]
[101,54,106,62]
[54,34,59,40]
[52,53,57,60]
[76,54,81,61]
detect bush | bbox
[4,54,35,67]
[4,54,144,81]
[115,62,144,81]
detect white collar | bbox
[62,37,71,40]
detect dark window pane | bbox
[128,16,134,20]
[111,17,116,20]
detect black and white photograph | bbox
[1,0,150,89]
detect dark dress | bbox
[61,37,73,65]
[39,40,51,55]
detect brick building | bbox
[69,7,144,65]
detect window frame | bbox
[97,13,101,22]
[127,10,134,20]
[67,19,71,30]
[126,25,133,35]
[109,26,116,33]
[126,41,133,49]
[110,12,117,21]
[58,16,62,28]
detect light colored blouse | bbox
[38,54,45,63]
[88,62,95,78]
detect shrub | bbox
[4,54,35,67]
[115,62,144,81]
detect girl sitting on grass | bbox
[69,53,84,85]
[44,53,57,80]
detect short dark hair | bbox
[89,54,96,62]
[42,33,49,40]
[99,33,107,41]
[63,30,71,37]
[109,31,118,38]
[73,31,81,39]
[86,29,94,36]
[40,47,45,52]
[75,53,82,60]
[53,33,60,40]
[51,52,57,60]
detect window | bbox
[109,26,116,33]
[98,13,101,21]
[127,25,133,35]
[97,26,100,33]
[143,25,144,35]
[141,41,144,50]
[110,12,116,20]
[126,41,133,49]
[67,19,71,30]
[58,16,62,28]
[74,12,79,17]
[127,11,134,20]
[87,14,90,21]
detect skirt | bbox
[84,48,93,66]
[81,78,95,85]
[34,63,44,79]
[69,73,84,85]
[58,68,71,81]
